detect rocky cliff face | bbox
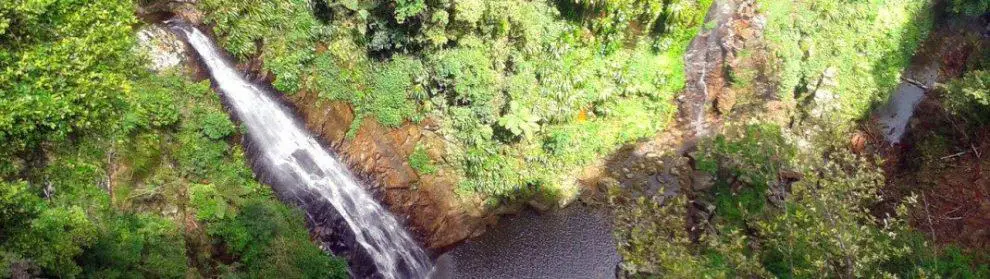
[285,90,494,252]
[146,0,495,252]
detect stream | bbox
[877,64,939,144]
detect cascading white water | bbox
[172,24,432,278]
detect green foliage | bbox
[81,214,188,279]
[408,144,437,175]
[313,53,424,127]
[123,78,181,132]
[9,206,97,278]
[949,0,990,16]
[209,201,347,278]
[395,0,427,23]
[0,0,137,156]
[199,0,709,202]
[190,183,231,221]
[764,0,932,123]
[366,56,426,127]
[618,122,990,277]
[943,70,990,121]
[200,0,328,92]
[431,44,502,125]
[927,246,990,278]
[0,182,42,239]
[614,195,706,276]
[199,112,237,140]
[556,0,708,52]
[694,125,794,226]
[497,102,541,139]
[175,131,230,178]
[1,67,347,278]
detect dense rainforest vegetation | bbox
[198,0,712,203]
[2,0,989,278]
[611,0,990,277]
[1,1,346,277]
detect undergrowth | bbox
[199,0,714,204]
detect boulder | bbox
[691,171,716,191]
[135,25,187,72]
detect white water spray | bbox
[172,24,432,278]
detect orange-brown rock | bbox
[850,131,868,154]
[286,90,492,251]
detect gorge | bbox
[172,23,432,278]
[1,0,988,278]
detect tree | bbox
[0,0,138,156]
[80,214,188,278]
[949,0,989,16]
[0,182,42,239]
[943,70,990,122]
[7,206,97,278]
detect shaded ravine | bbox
[169,23,432,278]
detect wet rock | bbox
[527,199,553,212]
[136,25,187,72]
[691,171,715,191]
[286,89,489,251]
[715,88,737,115]
[138,0,202,24]
[809,67,841,118]
[779,170,803,181]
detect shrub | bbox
[943,70,990,122]
[175,131,229,178]
[764,0,932,123]
[395,0,427,23]
[366,57,425,127]
[189,183,230,221]
[949,0,989,16]
[0,181,42,239]
[0,0,138,155]
[210,201,344,278]
[9,206,97,278]
[199,111,236,140]
[81,214,188,278]
[431,45,502,123]
[408,144,437,175]
[198,0,710,203]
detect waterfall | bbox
[171,23,433,278]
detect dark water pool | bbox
[432,204,620,279]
